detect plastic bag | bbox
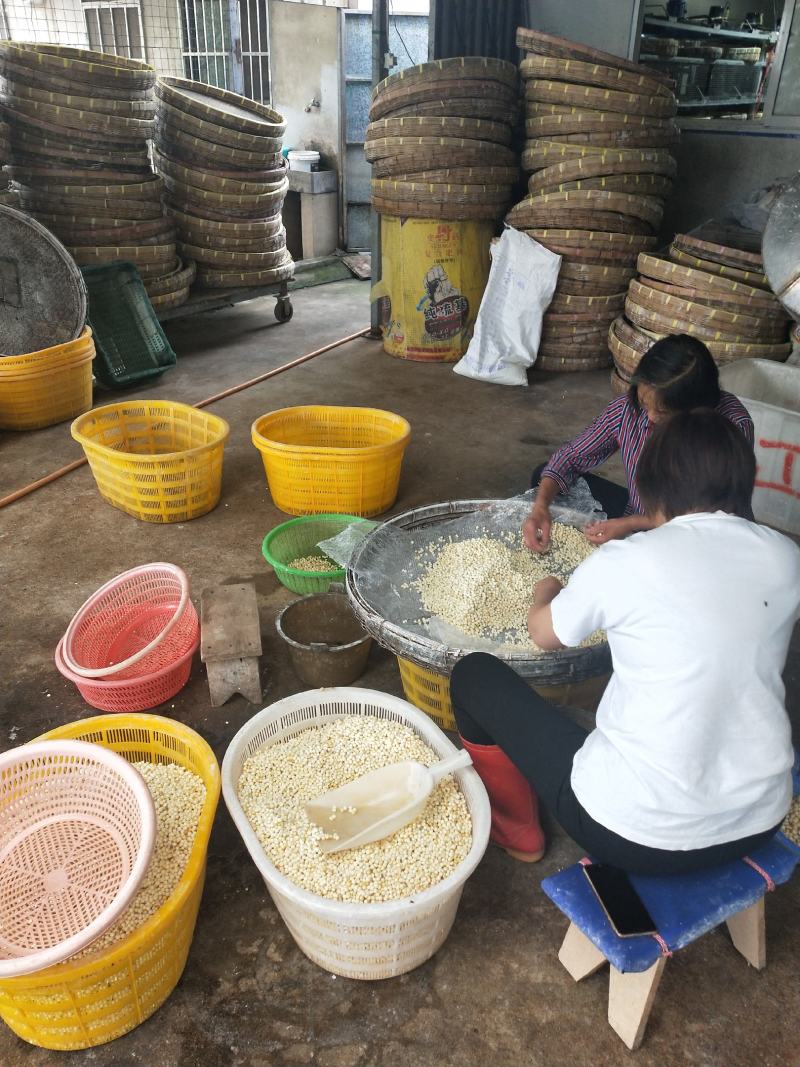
[452,228,561,387]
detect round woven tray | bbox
[640,276,784,317]
[156,77,285,137]
[370,78,518,122]
[530,228,656,253]
[153,146,284,197]
[561,261,636,286]
[612,314,659,353]
[395,164,519,184]
[509,207,654,238]
[195,256,294,288]
[0,54,154,100]
[671,233,763,270]
[6,163,151,185]
[525,78,676,118]
[371,177,512,205]
[537,351,613,371]
[371,146,516,178]
[154,121,282,169]
[154,141,284,183]
[6,95,155,137]
[177,241,287,269]
[612,313,791,367]
[522,136,673,171]
[516,28,674,86]
[165,203,283,236]
[69,242,175,266]
[4,106,147,150]
[628,279,787,342]
[155,99,281,154]
[610,366,631,395]
[624,298,765,343]
[0,42,155,90]
[149,286,191,311]
[373,57,517,101]
[608,316,650,375]
[1,78,155,117]
[528,149,676,192]
[373,196,503,221]
[365,134,510,163]
[536,173,672,198]
[176,226,285,253]
[525,110,677,139]
[161,172,287,214]
[8,132,149,168]
[144,257,197,294]
[386,97,518,122]
[15,175,163,201]
[18,191,164,221]
[551,289,626,312]
[520,55,673,99]
[366,114,511,147]
[669,246,769,290]
[637,252,775,302]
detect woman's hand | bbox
[584,515,654,544]
[523,502,552,553]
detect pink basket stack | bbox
[56,563,199,713]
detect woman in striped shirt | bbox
[523,334,754,553]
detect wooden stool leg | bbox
[558,922,607,981]
[608,957,666,1051]
[726,897,766,970]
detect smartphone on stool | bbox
[582,863,658,938]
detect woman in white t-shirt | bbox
[452,410,800,874]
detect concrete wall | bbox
[523,0,640,58]
[268,0,342,174]
[4,0,89,45]
[662,127,800,238]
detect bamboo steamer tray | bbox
[177,227,285,253]
[670,233,763,271]
[537,352,613,372]
[160,173,288,214]
[145,258,196,295]
[528,149,676,193]
[539,173,672,198]
[0,43,155,89]
[70,242,175,267]
[522,135,675,170]
[613,314,661,353]
[624,298,764,343]
[525,79,676,119]
[510,209,653,239]
[32,212,171,236]
[3,106,147,148]
[365,115,512,147]
[525,111,678,139]
[18,191,164,220]
[641,276,785,318]
[609,316,650,376]
[371,146,515,178]
[155,99,282,154]
[386,97,518,121]
[164,198,281,224]
[372,196,502,222]
[550,290,626,313]
[637,252,775,302]
[67,229,176,249]
[544,308,617,327]
[397,165,519,184]
[628,279,787,342]
[372,57,517,102]
[611,313,790,368]
[543,318,616,337]
[8,133,150,169]
[195,256,294,288]
[5,96,155,137]
[370,78,518,122]
[0,55,153,100]
[529,228,656,254]
[6,164,152,185]
[1,78,155,117]
[611,366,631,395]
[364,134,509,163]
[559,277,632,296]
[165,203,283,238]
[153,121,283,169]
[371,177,512,205]
[510,187,664,224]
[153,148,284,198]
[15,175,163,201]
[137,256,181,280]
[177,242,287,269]
[520,55,673,98]
[150,287,190,310]
[561,261,636,286]
[154,141,285,182]
[668,246,770,290]
[156,77,285,137]
[516,28,674,86]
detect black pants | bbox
[451,653,779,876]
[530,463,629,520]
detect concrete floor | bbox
[1,278,798,1067]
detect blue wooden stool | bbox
[542,831,799,1050]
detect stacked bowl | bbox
[153,77,293,292]
[507,29,679,373]
[0,327,95,431]
[0,44,184,307]
[609,233,792,393]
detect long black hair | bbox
[629,334,721,413]
[637,409,755,521]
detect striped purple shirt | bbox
[542,392,755,515]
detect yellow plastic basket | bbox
[71,400,230,524]
[0,353,94,431]
[397,657,610,734]
[0,714,220,1051]
[251,405,411,517]
[0,327,94,376]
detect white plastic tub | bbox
[720,358,800,533]
[287,150,320,172]
[221,688,490,980]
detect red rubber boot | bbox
[461,737,545,863]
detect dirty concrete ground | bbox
[1,279,798,1067]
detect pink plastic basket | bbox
[61,564,198,680]
[55,636,199,713]
[0,740,155,978]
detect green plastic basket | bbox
[262,514,365,594]
[81,262,177,388]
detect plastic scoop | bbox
[305,749,473,854]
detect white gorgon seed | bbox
[782,795,800,845]
[288,554,337,572]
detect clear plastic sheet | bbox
[324,481,604,655]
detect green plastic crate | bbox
[81,262,177,388]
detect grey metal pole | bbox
[369,0,389,337]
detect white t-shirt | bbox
[550,513,800,850]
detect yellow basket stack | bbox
[0,714,220,1051]
[251,405,411,517]
[0,326,94,430]
[72,400,230,523]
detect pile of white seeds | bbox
[414,522,601,648]
[238,716,472,904]
[781,795,800,846]
[288,554,338,573]
[77,762,206,959]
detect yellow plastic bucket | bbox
[375,217,492,362]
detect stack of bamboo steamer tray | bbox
[0,44,187,308]
[508,29,680,373]
[0,117,14,207]
[153,77,292,292]
[365,57,520,221]
[609,233,792,395]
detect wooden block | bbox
[607,957,666,1051]
[726,897,766,970]
[558,922,608,982]
[201,583,262,661]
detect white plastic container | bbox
[287,150,320,172]
[221,688,490,980]
[720,358,800,533]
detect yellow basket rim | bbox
[0,353,95,382]
[251,404,411,457]
[5,712,222,986]
[71,400,231,462]
[1,326,94,362]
